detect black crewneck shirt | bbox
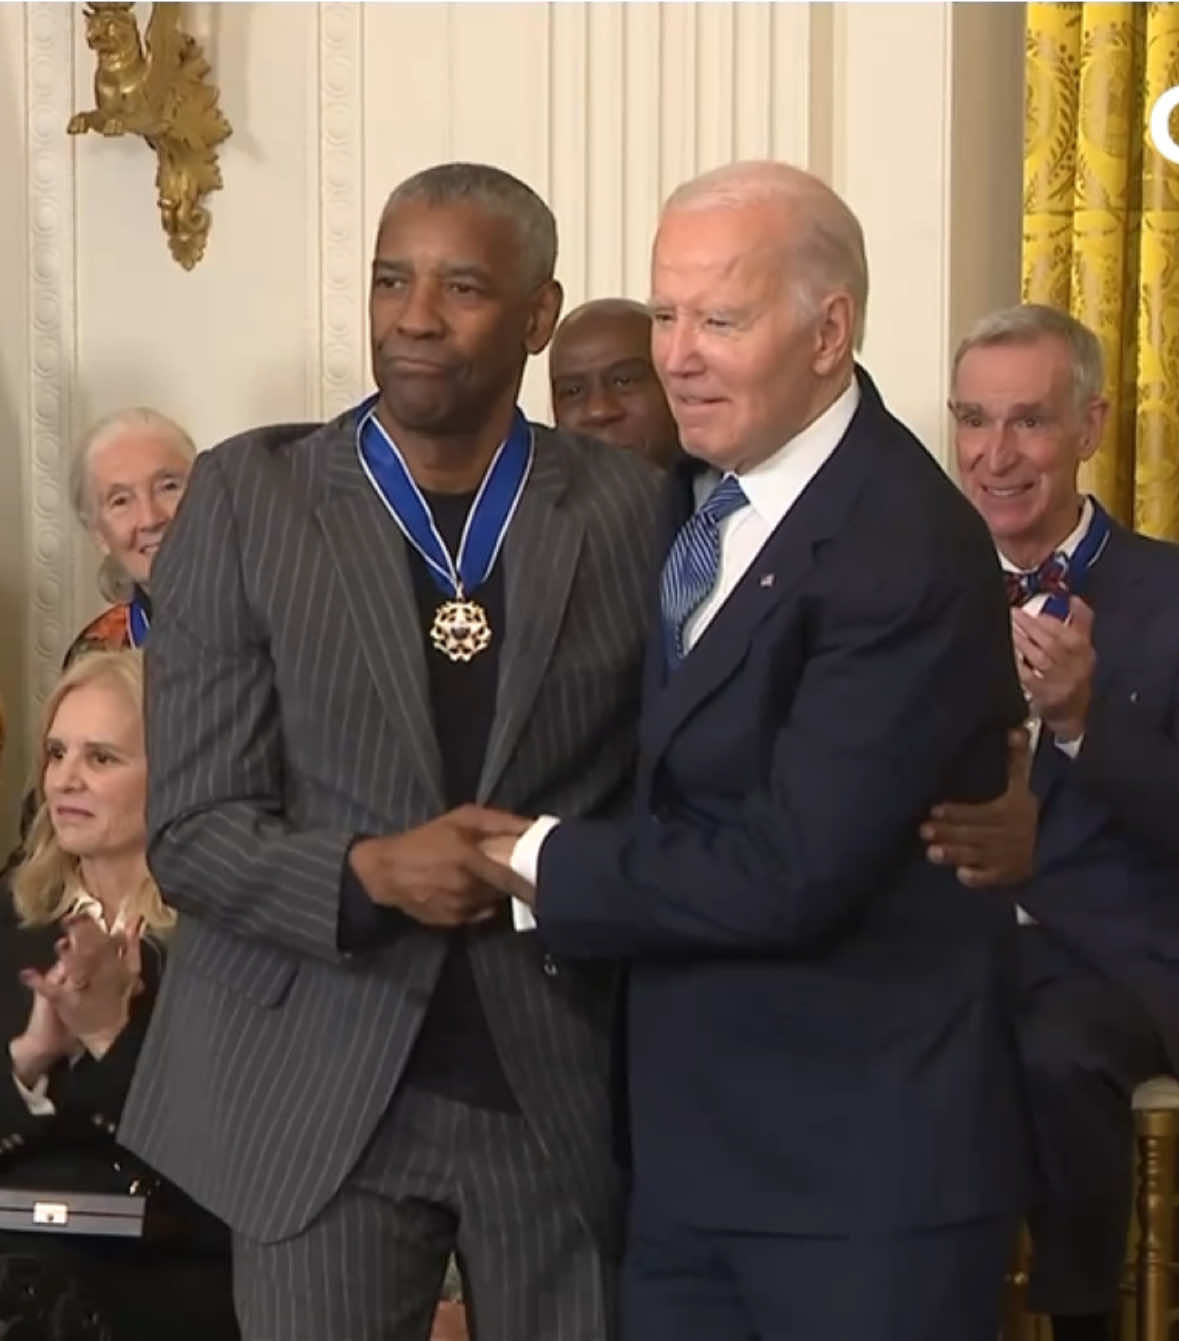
[395,489,517,1111]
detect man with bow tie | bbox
[942,303,1179,1341]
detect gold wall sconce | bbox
[68,2,232,270]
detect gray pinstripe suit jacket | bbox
[118,410,662,1250]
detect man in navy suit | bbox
[486,161,1029,1340]
[938,303,1179,1341]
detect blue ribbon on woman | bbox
[126,595,151,648]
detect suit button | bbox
[542,954,559,978]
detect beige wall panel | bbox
[24,2,78,740]
[829,2,1023,463]
[321,2,366,422]
[834,2,955,459]
[0,5,31,841]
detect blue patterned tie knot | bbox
[659,473,749,666]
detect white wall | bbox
[0,1,1023,841]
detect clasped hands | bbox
[10,915,144,1088]
[348,805,536,928]
[355,681,1060,934]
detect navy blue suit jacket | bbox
[536,370,1030,1235]
[1020,520,1179,1067]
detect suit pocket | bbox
[170,915,298,1009]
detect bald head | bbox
[550,298,681,468]
[663,160,868,348]
[651,160,865,472]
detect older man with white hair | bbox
[492,160,1029,1340]
[938,304,1179,1341]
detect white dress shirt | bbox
[999,496,1092,926]
[681,376,860,651]
[509,377,862,922]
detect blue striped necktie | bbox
[659,473,749,666]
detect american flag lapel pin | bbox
[760,572,775,588]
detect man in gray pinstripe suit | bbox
[119,163,661,1341]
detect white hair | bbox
[952,304,1105,410]
[69,407,196,602]
[663,160,869,349]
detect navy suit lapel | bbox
[1084,520,1147,698]
[314,418,446,812]
[640,369,880,773]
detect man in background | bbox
[550,297,681,467]
[942,303,1179,1341]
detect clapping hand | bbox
[19,915,143,1059]
[1011,596,1095,744]
[9,983,76,1088]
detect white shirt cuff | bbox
[509,816,560,931]
[1054,732,1084,759]
[12,1070,54,1117]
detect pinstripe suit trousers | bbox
[233,1087,615,1341]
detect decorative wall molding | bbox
[25,2,76,707]
[546,2,813,315]
[318,2,365,421]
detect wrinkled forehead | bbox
[48,678,143,745]
[88,429,193,488]
[651,209,792,303]
[551,314,653,377]
[952,336,1075,411]
[375,198,527,282]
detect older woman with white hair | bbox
[65,408,196,663]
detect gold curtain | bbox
[1022,2,1179,540]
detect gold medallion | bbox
[430,598,492,662]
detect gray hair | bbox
[952,304,1105,410]
[663,160,869,349]
[70,406,196,602]
[379,162,557,291]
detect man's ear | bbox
[1078,395,1109,461]
[812,291,855,377]
[526,280,564,356]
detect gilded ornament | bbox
[68,2,232,269]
